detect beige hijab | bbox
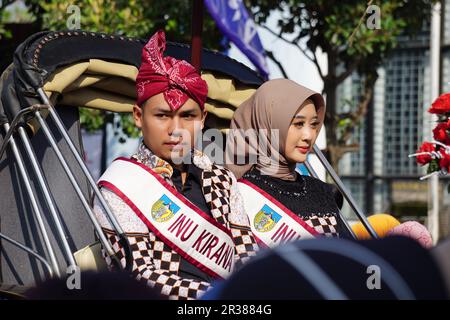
[225,79,325,181]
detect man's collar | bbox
[133,142,174,180]
[133,142,213,179]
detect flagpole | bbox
[191,0,204,72]
[428,1,441,244]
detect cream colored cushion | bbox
[73,241,108,272]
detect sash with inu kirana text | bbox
[98,157,235,279]
[238,179,319,248]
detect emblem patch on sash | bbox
[151,194,180,222]
[253,204,282,232]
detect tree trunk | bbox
[323,52,340,171]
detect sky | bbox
[227,9,326,93]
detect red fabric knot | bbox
[136,30,208,111]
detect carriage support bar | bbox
[0,232,54,278]
[304,160,357,239]
[3,122,60,277]
[312,145,379,239]
[34,112,116,257]
[37,88,133,271]
[17,126,77,266]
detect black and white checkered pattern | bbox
[101,229,211,300]
[101,228,126,269]
[170,280,210,300]
[202,165,258,268]
[202,166,232,228]
[304,214,339,238]
[98,157,257,300]
[147,233,180,272]
[230,226,259,268]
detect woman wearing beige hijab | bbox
[225,79,352,248]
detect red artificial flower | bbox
[429,93,450,114]
[439,150,450,172]
[433,122,450,145]
[415,142,435,165]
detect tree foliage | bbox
[2,0,226,140]
[2,0,435,158]
[246,0,434,169]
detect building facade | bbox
[337,5,450,228]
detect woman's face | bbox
[284,99,320,164]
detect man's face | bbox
[133,93,207,164]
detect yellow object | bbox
[73,241,108,272]
[351,213,401,239]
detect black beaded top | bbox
[241,168,352,238]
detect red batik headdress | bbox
[136,30,208,110]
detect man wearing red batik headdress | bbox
[93,31,258,300]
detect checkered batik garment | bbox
[304,214,339,238]
[93,144,258,300]
[241,168,353,239]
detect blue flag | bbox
[204,0,269,79]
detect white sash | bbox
[98,157,234,279]
[238,179,319,248]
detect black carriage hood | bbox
[1,30,264,122]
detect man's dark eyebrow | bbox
[153,107,173,114]
[178,108,199,115]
